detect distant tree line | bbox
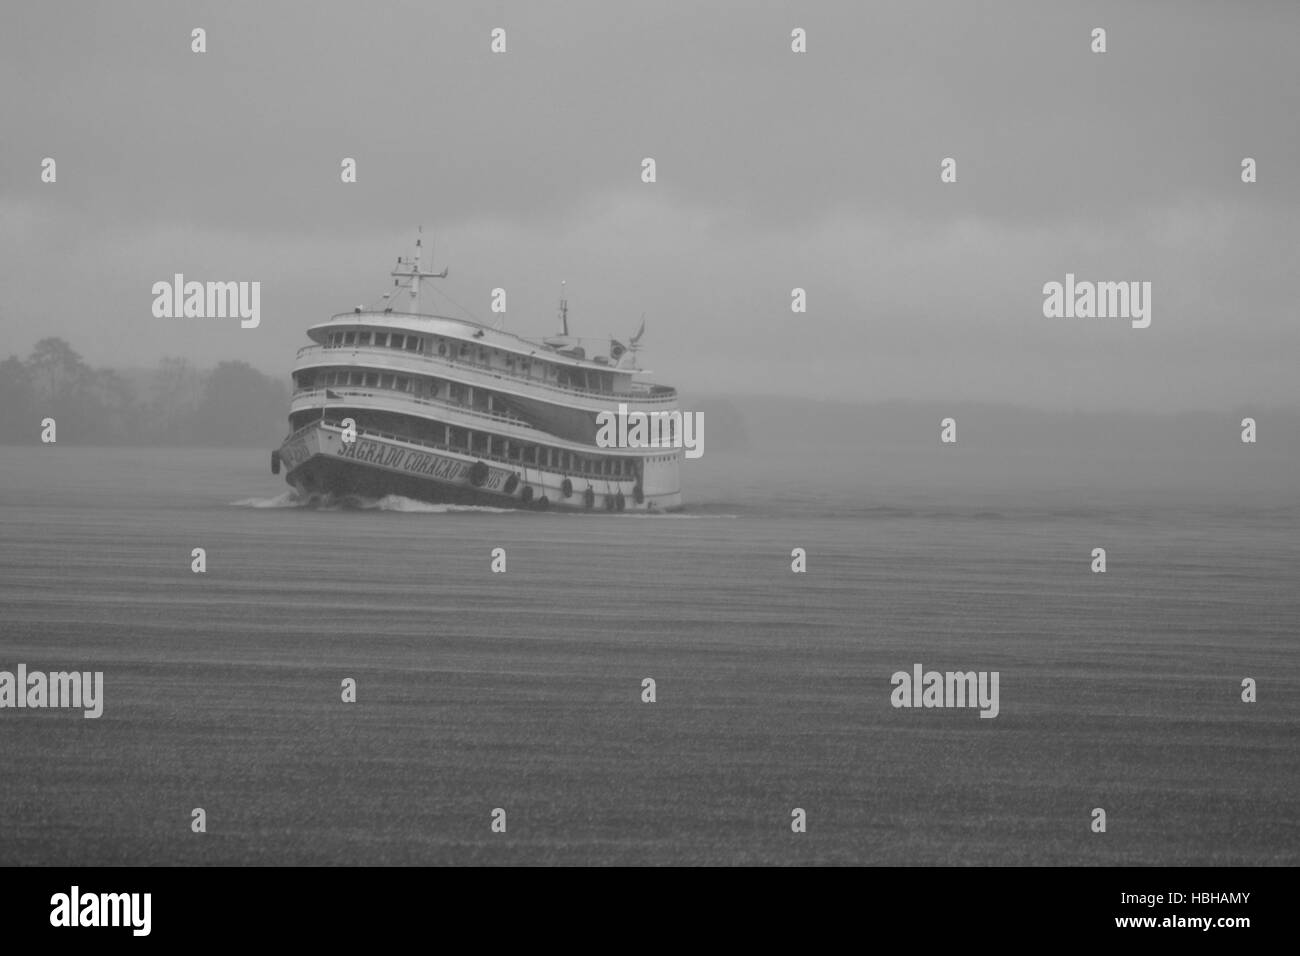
[0,337,289,446]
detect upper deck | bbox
[302,310,678,406]
[297,235,675,410]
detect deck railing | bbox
[292,343,678,405]
[289,386,537,430]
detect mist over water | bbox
[686,398,1300,522]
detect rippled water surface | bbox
[0,445,1296,864]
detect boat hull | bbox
[276,423,681,512]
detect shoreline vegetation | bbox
[0,338,288,446]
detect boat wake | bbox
[231,491,734,517]
[230,491,512,513]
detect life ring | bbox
[271,450,281,475]
[520,485,534,504]
[504,473,519,495]
[468,461,489,487]
[583,487,595,509]
[536,495,550,510]
[615,492,625,511]
[561,478,573,498]
[633,483,644,504]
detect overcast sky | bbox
[2,0,1297,411]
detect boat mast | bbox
[543,280,579,351]
[390,226,447,314]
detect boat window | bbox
[364,373,379,388]
[380,374,393,389]
[405,337,421,352]
[438,340,447,356]
[374,332,388,348]
[344,332,356,345]
[358,331,371,346]
[395,376,408,392]
[349,372,362,386]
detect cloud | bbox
[1,0,1296,411]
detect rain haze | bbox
[2,0,1298,416]
[1,1,1298,879]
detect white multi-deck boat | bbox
[272,236,684,511]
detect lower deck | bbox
[275,421,682,513]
